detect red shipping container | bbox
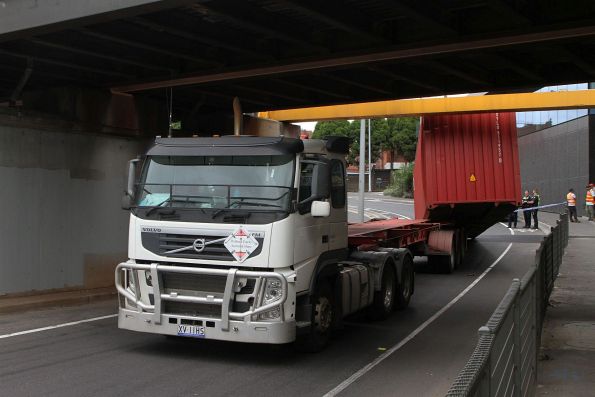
[414,112,521,237]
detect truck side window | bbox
[330,160,346,208]
[299,162,315,213]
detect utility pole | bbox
[358,119,366,223]
[368,119,372,192]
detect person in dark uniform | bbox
[531,189,540,229]
[521,190,532,228]
[507,206,518,228]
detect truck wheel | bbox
[296,282,334,353]
[428,230,457,274]
[395,255,414,310]
[367,264,395,320]
[428,253,455,274]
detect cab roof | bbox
[147,135,304,156]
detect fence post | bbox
[512,278,522,397]
[478,326,492,396]
[548,234,556,298]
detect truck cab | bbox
[116,135,414,351]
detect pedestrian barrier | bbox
[446,212,569,397]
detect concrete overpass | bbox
[2,0,595,132]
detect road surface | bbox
[0,193,547,396]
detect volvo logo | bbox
[192,238,206,253]
[164,236,227,255]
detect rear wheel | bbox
[428,251,456,274]
[428,230,457,274]
[395,255,414,310]
[295,282,334,353]
[367,264,396,320]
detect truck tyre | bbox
[428,230,457,274]
[428,252,455,273]
[296,282,334,353]
[395,255,414,310]
[367,263,395,320]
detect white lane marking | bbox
[363,208,390,220]
[348,206,381,220]
[348,197,415,206]
[0,314,118,340]
[368,208,412,220]
[324,225,514,397]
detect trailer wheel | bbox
[428,230,457,274]
[367,263,395,320]
[395,255,414,310]
[295,282,334,353]
[429,250,456,274]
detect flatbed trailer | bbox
[348,218,440,250]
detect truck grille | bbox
[162,273,227,294]
[141,232,264,261]
[163,302,221,318]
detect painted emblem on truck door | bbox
[224,226,259,262]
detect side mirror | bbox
[122,194,133,210]
[311,201,330,217]
[122,158,139,210]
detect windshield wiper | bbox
[144,197,173,216]
[212,201,282,219]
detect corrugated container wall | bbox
[414,112,521,237]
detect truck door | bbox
[328,159,348,251]
[294,158,330,264]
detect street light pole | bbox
[358,119,365,223]
[368,119,372,192]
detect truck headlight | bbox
[263,278,283,305]
[258,306,281,320]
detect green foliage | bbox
[169,120,182,130]
[313,120,364,164]
[378,117,419,165]
[312,120,352,139]
[384,163,414,198]
[312,117,418,167]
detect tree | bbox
[312,119,391,166]
[312,120,352,139]
[379,117,419,168]
[312,120,361,165]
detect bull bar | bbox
[115,261,288,332]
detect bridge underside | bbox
[1,0,595,131]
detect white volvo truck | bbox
[116,134,439,351]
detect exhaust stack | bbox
[233,97,243,136]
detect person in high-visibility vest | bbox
[586,184,594,221]
[567,188,578,222]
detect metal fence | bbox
[446,212,569,397]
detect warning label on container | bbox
[469,173,477,182]
[224,226,259,262]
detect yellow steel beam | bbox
[258,89,595,122]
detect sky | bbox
[296,121,317,131]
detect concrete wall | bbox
[0,121,147,294]
[518,115,592,216]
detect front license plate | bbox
[177,325,206,338]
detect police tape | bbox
[514,202,567,212]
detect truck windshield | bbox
[136,155,295,213]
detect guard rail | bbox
[446,212,569,397]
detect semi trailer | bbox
[115,133,453,351]
[115,111,520,350]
